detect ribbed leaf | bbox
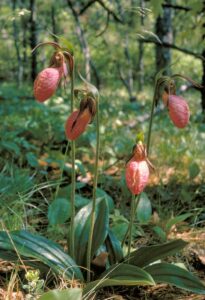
[83,264,155,296]
[105,230,123,264]
[0,250,49,273]
[165,213,192,233]
[136,193,152,224]
[39,288,82,300]
[145,263,205,294]
[0,230,83,281]
[74,198,109,266]
[125,239,187,267]
[48,198,71,225]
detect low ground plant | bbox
[0,40,204,300]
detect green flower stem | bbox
[86,97,100,282]
[54,142,69,200]
[146,91,156,155]
[121,194,141,248]
[69,65,76,259]
[127,194,136,258]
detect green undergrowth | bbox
[0,82,204,235]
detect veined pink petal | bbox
[34,67,61,102]
[125,159,149,195]
[168,95,190,128]
[65,109,91,141]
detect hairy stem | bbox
[69,64,76,258]
[127,194,136,258]
[86,97,100,282]
[121,194,141,248]
[55,142,69,199]
[146,90,156,155]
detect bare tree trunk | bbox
[201,57,205,115]
[29,0,37,81]
[201,1,205,115]
[115,0,136,102]
[19,0,28,81]
[12,0,23,84]
[66,0,100,88]
[138,0,145,90]
[155,0,173,75]
[51,5,58,42]
[124,35,136,102]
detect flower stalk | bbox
[86,95,100,282]
[69,65,76,259]
[127,194,135,258]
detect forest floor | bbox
[0,84,205,299]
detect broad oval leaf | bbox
[48,198,71,225]
[165,213,192,233]
[153,225,167,241]
[136,192,152,224]
[96,188,114,212]
[74,198,109,266]
[125,239,187,268]
[0,230,83,281]
[39,288,82,300]
[105,230,123,264]
[83,264,155,296]
[145,263,205,295]
[189,162,200,179]
[75,194,90,208]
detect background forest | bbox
[0,0,205,299]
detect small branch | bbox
[79,0,97,15]
[79,0,123,23]
[98,0,123,23]
[163,4,190,11]
[141,39,204,60]
[117,63,129,91]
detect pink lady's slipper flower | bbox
[33,48,72,102]
[125,143,152,195]
[65,109,91,140]
[34,67,62,102]
[167,95,190,128]
[168,95,190,128]
[65,97,96,140]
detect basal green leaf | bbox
[145,263,205,294]
[105,229,123,264]
[189,162,200,179]
[83,264,155,296]
[26,152,38,167]
[0,230,83,281]
[125,239,187,268]
[75,194,90,208]
[74,198,109,266]
[136,192,152,224]
[1,141,20,155]
[96,188,114,212]
[165,213,192,233]
[0,250,49,273]
[48,198,71,225]
[39,288,82,300]
[153,225,167,241]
